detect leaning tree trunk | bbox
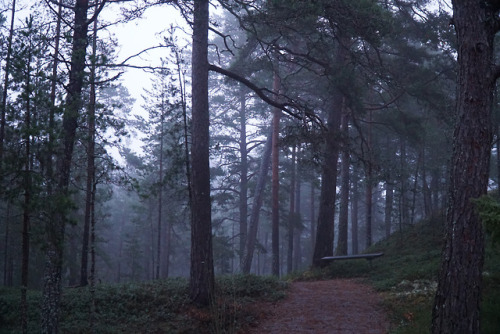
[242,130,272,274]
[432,1,499,333]
[42,1,90,332]
[189,0,214,306]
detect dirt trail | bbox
[246,279,390,334]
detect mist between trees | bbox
[0,0,496,333]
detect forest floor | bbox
[244,278,390,334]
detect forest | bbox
[0,0,499,333]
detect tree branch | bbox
[208,63,322,126]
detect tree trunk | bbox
[42,1,90,332]
[399,137,409,228]
[156,112,165,280]
[242,130,272,274]
[312,101,341,267]
[351,176,359,254]
[80,15,98,287]
[175,49,192,205]
[47,0,62,196]
[21,48,32,334]
[365,109,373,249]
[293,173,302,270]
[336,108,349,255]
[238,87,248,268]
[310,182,316,256]
[432,1,497,333]
[271,71,281,277]
[3,203,10,286]
[287,145,296,274]
[385,182,393,238]
[189,0,214,306]
[0,0,16,164]
[410,152,421,225]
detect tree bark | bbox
[312,101,341,267]
[310,182,316,255]
[156,110,165,280]
[42,1,90,332]
[271,71,281,277]
[287,145,296,274]
[431,1,497,332]
[385,182,393,239]
[189,0,214,306]
[351,176,359,254]
[80,14,98,287]
[336,107,349,255]
[0,0,16,164]
[21,46,33,334]
[365,109,373,249]
[293,171,302,270]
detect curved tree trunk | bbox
[432,1,498,333]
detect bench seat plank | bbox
[321,252,384,261]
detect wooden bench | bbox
[321,252,384,267]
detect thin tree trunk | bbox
[399,137,409,227]
[81,14,98,287]
[175,49,192,205]
[385,182,393,239]
[242,130,272,274]
[287,145,296,274]
[238,87,248,268]
[3,202,10,286]
[271,71,281,277]
[21,48,33,334]
[310,182,315,256]
[47,0,62,195]
[156,112,165,280]
[190,0,214,306]
[336,107,349,255]
[410,152,421,225]
[351,176,359,254]
[164,219,171,278]
[293,173,302,270]
[89,167,96,333]
[365,109,373,249]
[0,0,16,163]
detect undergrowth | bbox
[0,275,286,334]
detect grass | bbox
[0,275,287,334]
